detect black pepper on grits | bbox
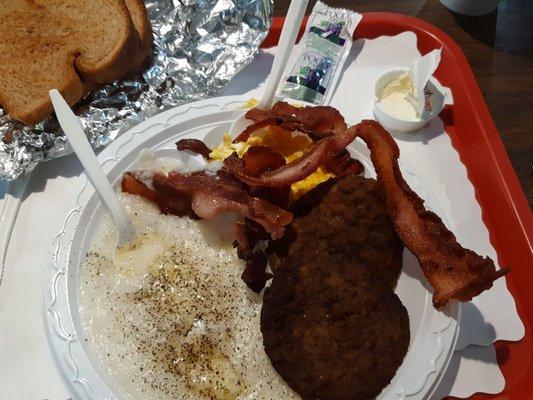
[79,194,298,400]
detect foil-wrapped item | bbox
[0,0,272,180]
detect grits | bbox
[79,192,298,400]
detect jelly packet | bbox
[275,1,362,105]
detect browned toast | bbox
[125,0,153,64]
[0,0,152,125]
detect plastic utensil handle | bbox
[257,0,309,109]
[0,174,29,290]
[49,90,135,246]
[411,49,441,116]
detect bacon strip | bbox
[122,172,196,218]
[122,170,292,240]
[225,136,365,188]
[351,120,508,307]
[244,102,347,140]
[233,219,270,258]
[224,139,331,187]
[240,250,272,294]
[233,219,273,293]
[242,145,286,176]
[176,138,212,158]
[242,146,290,208]
[121,173,157,202]
[234,118,280,143]
[324,149,364,176]
[224,101,358,187]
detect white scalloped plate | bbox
[43,95,460,400]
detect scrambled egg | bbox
[209,133,250,160]
[210,125,334,201]
[241,98,259,109]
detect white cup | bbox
[439,0,501,16]
[373,68,453,133]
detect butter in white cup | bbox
[373,68,452,133]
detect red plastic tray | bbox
[262,13,533,400]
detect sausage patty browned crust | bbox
[261,252,410,400]
[269,175,404,288]
[262,175,410,399]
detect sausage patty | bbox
[261,252,410,400]
[269,175,404,288]
[262,175,409,399]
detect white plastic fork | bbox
[49,89,136,251]
[227,0,309,138]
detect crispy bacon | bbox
[242,145,286,176]
[121,172,157,202]
[122,172,195,218]
[224,137,365,188]
[351,120,508,307]
[324,149,364,176]
[225,101,358,188]
[233,219,273,293]
[248,186,290,209]
[234,118,280,143]
[242,146,291,208]
[233,219,270,258]
[176,138,212,158]
[127,101,507,305]
[122,170,292,240]
[224,139,332,187]
[240,250,272,294]
[244,102,347,140]
[124,171,281,293]
[240,145,290,207]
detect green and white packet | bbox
[275,1,362,105]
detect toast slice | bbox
[0,0,152,125]
[125,0,153,64]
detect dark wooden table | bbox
[274,0,533,206]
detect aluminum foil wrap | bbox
[0,0,272,180]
